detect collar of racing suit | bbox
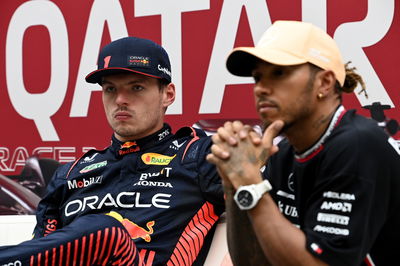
[65,124,175,179]
[111,123,173,157]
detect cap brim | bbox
[85,67,162,84]
[226,47,308,77]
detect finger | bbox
[211,133,222,144]
[249,130,262,145]
[260,120,284,160]
[238,124,253,140]
[210,143,230,160]
[206,153,232,182]
[224,120,245,136]
[262,120,284,147]
[231,120,244,134]
[240,124,261,142]
[223,121,234,133]
[206,153,219,165]
[269,144,280,157]
[217,125,238,146]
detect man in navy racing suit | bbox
[0,36,224,266]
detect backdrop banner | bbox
[1,0,399,175]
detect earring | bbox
[317,93,324,99]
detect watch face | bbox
[237,190,254,207]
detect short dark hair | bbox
[158,79,170,89]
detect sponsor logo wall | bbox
[1,0,399,176]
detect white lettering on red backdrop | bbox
[1,0,398,174]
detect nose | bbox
[254,82,272,97]
[115,90,129,106]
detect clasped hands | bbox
[206,120,284,190]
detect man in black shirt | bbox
[208,20,400,266]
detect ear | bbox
[162,82,176,108]
[315,70,336,98]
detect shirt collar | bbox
[295,105,346,162]
[110,124,172,156]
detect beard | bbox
[259,67,316,137]
[261,119,293,136]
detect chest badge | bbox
[119,141,140,156]
[141,153,176,165]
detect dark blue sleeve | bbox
[32,162,71,239]
[175,127,225,213]
[195,137,225,212]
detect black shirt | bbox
[265,106,400,266]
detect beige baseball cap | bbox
[226,20,345,86]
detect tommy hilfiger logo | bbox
[80,153,99,164]
[169,140,186,150]
[310,243,323,254]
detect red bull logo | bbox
[122,219,155,242]
[120,141,138,149]
[119,141,140,155]
[107,211,155,242]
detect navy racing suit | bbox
[30,124,225,265]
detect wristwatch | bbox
[234,180,272,210]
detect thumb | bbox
[262,120,284,147]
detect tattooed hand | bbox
[207,120,284,190]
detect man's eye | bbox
[103,86,116,93]
[132,85,144,91]
[272,68,284,77]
